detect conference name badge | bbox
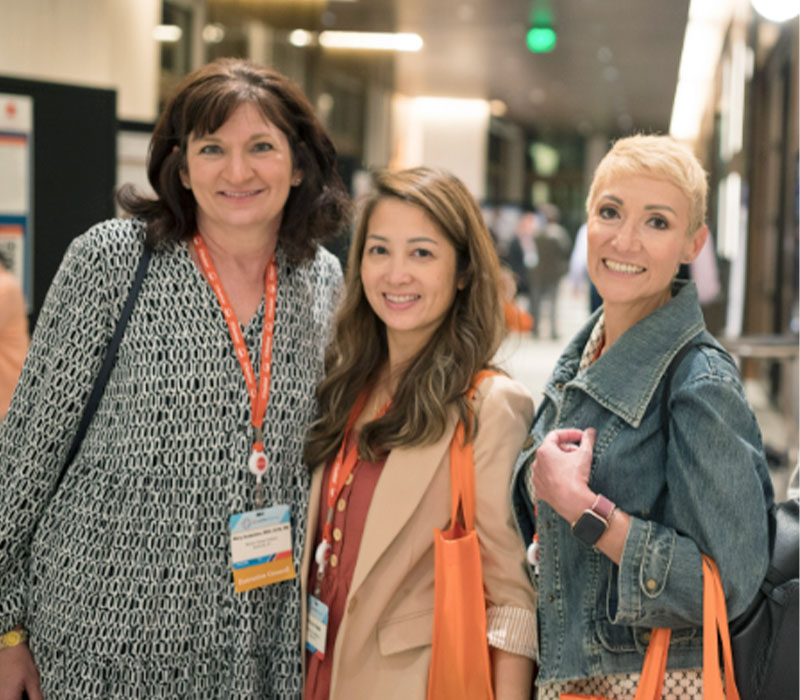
[306,595,329,659]
[230,504,296,593]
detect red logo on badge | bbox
[257,456,267,471]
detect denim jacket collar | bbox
[550,280,706,428]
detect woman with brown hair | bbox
[301,167,536,699]
[0,58,349,698]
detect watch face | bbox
[572,511,607,546]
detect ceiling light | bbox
[318,31,423,51]
[202,23,225,44]
[152,25,183,43]
[289,29,315,47]
[669,0,731,143]
[750,0,799,22]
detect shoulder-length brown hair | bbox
[117,58,350,264]
[304,166,505,467]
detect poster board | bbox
[0,76,116,328]
[0,94,33,306]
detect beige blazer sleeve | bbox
[472,375,537,657]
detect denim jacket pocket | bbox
[595,614,699,657]
[377,608,434,656]
[597,571,699,656]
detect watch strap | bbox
[591,494,615,521]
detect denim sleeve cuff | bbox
[486,605,538,660]
[610,515,675,624]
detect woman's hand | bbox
[0,644,42,700]
[532,427,597,524]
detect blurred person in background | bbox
[0,58,349,699]
[504,207,539,299]
[529,203,571,340]
[0,252,29,420]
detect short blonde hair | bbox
[586,134,708,234]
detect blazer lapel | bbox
[348,410,458,596]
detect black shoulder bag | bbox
[54,244,152,490]
[662,341,799,700]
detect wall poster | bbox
[0,93,33,306]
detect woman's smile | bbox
[602,258,646,275]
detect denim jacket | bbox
[511,281,774,683]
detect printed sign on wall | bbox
[0,93,33,305]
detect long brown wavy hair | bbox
[117,58,350,264]
[304,167,506,467]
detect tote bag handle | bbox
[563,556,741,700]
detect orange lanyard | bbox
[192,232,278,505]
[314,389,391,592]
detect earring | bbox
[292,177,302,187]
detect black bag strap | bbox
[660,339,736,441]
[56,244,152,489]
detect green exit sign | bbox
[526,26,557,53]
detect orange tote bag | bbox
[561,555,741,700]
[427,372,496,700]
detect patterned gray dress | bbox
[0,218,342,699]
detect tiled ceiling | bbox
[209,0,690,136]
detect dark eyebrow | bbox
[365,234,440,245]
[192,132,273,143]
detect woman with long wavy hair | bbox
[301,167,536,700]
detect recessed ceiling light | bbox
[152,25,182,43]
[289,29,314,47]
[318,31,423,51]
[750,0,799,22]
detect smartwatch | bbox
[571,494,616,547]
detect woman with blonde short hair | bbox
[511,134,773,698]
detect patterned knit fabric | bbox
[0,218,342,699]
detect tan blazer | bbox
[300,375,535,700]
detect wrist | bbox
[564,488,597,525]
[0,626,27,650]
